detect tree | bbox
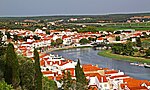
[88,37,96,42]
[116,36,120,41]
[145,48,150,57]
[75,59,87,89]
[79,38,89,45]
[56,38,63,46]
[61,71,74,90]
[4,43,20,89]
[18,55,35,90]
[112,42,134,56]
[42,77,57,90]
[0,80,14,90]
[46,30,50,35]
[122,42,134,56]
[0,46,7,56]
[136,37,142,47]
[0,31,3,42]
[0,56,5,81]
[33,35,40,40]
[13,34,18,41]
[111,43,123,54]
[23,36,30,41]
[0,48,6,80]
[34,48,42,90]
[51,41,57,47]
[141,32,148,38]
[5,32,11,39]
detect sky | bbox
[0,0,150,17]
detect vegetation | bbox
[115,36,120,41]
[0,56,5,81]
[0,43,57,90]
[79,38,89,45]
[1,12,150,89]
[42,77,57,90]
[61,71,75,90]
[141,38,150,48]
[136,37,142,47]
[0,31,3,42]
[98,50,150,64]
[112,42,134,56]
[145,48,150,57]
[18,55,35,90]
[56,38,63,46]
[60,60,90,90]
[75,59,88,90]
[88,37,96,42]
[1,12,150,32]
[0,46,6,57]
[0,80,14,90]
[98,39,150,64]
[50,38,63,47]
[34,49,42,90]
[51,41,57,47]
[4,43,20,89]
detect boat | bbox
[130,62,139,66]
[138,64,144,67]
[130,62,144,67]
[144,63,150,68]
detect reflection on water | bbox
[51,48,150,80]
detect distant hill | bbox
[0,12,150,22]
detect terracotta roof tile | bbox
[82,64,102,72]
[85,73,108,83]
[110,75,128,79]
[42,71,53,74]
[121,78,150,90]
[47,76,54,80]
[105,70,118,74]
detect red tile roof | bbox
[42,71,53,74]
[89,85,98,90]
[110,75,128,79]
[85,73,108,83]
[47,76,54,80]
[65,68,75,76]
[97,37,103,40]
[105,70,118,74]
[56,75,63,81]
[40,59,45,66]
[82,64,102,72]
[121,78,150,90]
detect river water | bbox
[51,48,150,80]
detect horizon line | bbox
[0,11,150,18]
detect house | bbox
[120,78,150,90]
[62,35,72,45]
[86,73,110,90]
[82,64,105,76]
[105,70,129,90]
[34,28,46,34]
[96,37,104,43]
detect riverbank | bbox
[45,46,150,64]
[44,46,92,53]
[98,50,150,64]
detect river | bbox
[51,48,150,80]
